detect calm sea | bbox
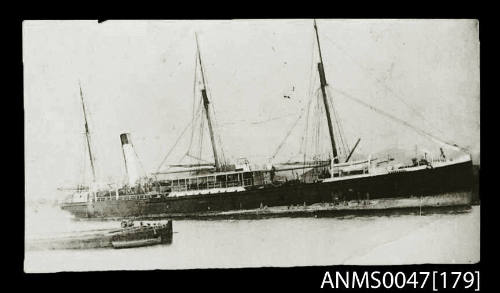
[24,202,480,272]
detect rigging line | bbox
[314,83,323,156]
[189,51,199,148]
[304,85,319,160]
[328,95,346,156]
[301,104,318,172]
[326,86,350,156]
[198,111,205,166]
[313,91,322,156]
[199,53,223,150]
[312,94,318,156]
[307,32,317,103]
[177,151,188,165]
[209,102,227,163]
[332,87,468,152]
[305,47,319,139]
[187,99,204,154]
[329,88,350,154]
[304,33,321,160]
[214,135,223,166]
[132,146,147,177]
[310,97,318,157]
[300,39,317,163]
[297,107,307,154]
[296,99,313,155]
[320,33,447,138]
[270,104,309,160]
[193,50,199,114]
[156,119,195,173]
[308,39,346,157]
[250,113,298,125]
[216,133,227,166]
[209,102,227,166]
[219,114,297,126]
[191,102,203,159]
[196,34,225,166]
[80,133,87,186]
[195,117,202,165]
[294,31,316,161]
[299,96,313,162]
[302,95,312,162]
[203,84,227,166]
[211,107,226,164]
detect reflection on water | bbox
[24,202,480,272]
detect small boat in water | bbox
[26,220,173,250]
[111,220,172,249]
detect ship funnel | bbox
[120,133,140,186]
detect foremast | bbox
[195,33,222,171]
[313,20,340,164]
[79,82,96,183]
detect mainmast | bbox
[314,20,339,164]
[79,82,96,182]
[195,33,221,171]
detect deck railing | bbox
[91,177,255,202]
[94,193,162,202]
[171,178,253,192]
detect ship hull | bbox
[61,159,473,219]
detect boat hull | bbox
[112,237,162,249]
[26,221,173,250]
[61,159,473,219]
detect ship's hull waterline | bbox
[60,159,473,219]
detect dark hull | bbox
[61,160,473,219]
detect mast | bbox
[314,20,339,164]
[195,33,221,171]
[79,82,96,182]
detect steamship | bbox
[60,21,473,219]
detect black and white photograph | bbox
[23,19,480,273]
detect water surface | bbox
[24,203,480,272]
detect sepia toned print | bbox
[24,19,480,272]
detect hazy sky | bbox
[24,19,480,200]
